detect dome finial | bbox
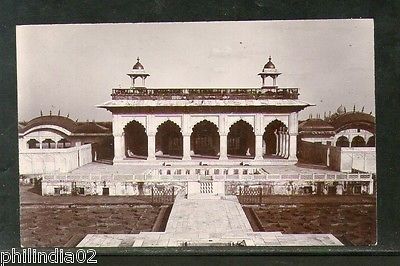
[137,57,140,62]
[269,55,272,61]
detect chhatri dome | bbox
[258,56,281,87]
[132,57,145,70]
[263,56,276,70]
[128,57,150,88]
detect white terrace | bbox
[42,162,373,183]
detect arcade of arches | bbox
[122,118,295,160]
[26,138,72,149]
[335,135,375,148]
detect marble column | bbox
[113,134,125,162]
[288,112,298,161]
[219,134,228,160]
[147,134,156,160]
[182,114,191,160]
[274,130,279,156]
[218,114,228,160]
[279,129,284,157]
[284,131,290,158]
[368,180,374,195]
[282,131,287,158]
[255,134,263,160]
[182,134,191,160]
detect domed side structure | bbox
[127,57,150,88]
[258,56,281,88]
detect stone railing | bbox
[111,87,299,100]
[41,172,373,184]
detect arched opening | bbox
[57,138,71,148]
[367,136,375,147]
[27,139,40,149]
[351,136,366,147]
[263,120,287,156]
[124,121,148,158]
[190,120,220,157]
[42,138,56,149]
[227,120,255,158]
[336,136,350,147]
[155,120,183,158]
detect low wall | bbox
[298,141,329,165]
[338,147,376,173]
[225,180,374,195]
[19,144,92,175]
[298,141,376,173]
[41,180,185,196]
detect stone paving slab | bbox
[78,232,343,247]
[165,195,253,234]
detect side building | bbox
[18,115,113,175]
[298,106,376,173]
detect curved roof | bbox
[330,112,375,133]
[21,115,77,133]
[299,119,336,137]
[73,122,111,134]
[299,119,335,131]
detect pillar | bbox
[219,134,228,160]
[274,130,279,156]
[288,112,298,161]
[182,114,191,160]
[368,180,374,195]
[279,129,284,157]
[219,114,228,160]
[282,131,288,158]
[147,134,156,160]
[255,134,263,160]
[183,134,191,160]
[113,134,125,162]
[288,133,297,160]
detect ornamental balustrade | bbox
[41,171,373,184]
[111,87,299,100]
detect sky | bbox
[16,20,375,122]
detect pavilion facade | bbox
[99,57,312,165]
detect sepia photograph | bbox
[17,20,376,248]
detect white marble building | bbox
[98,57,312,165]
